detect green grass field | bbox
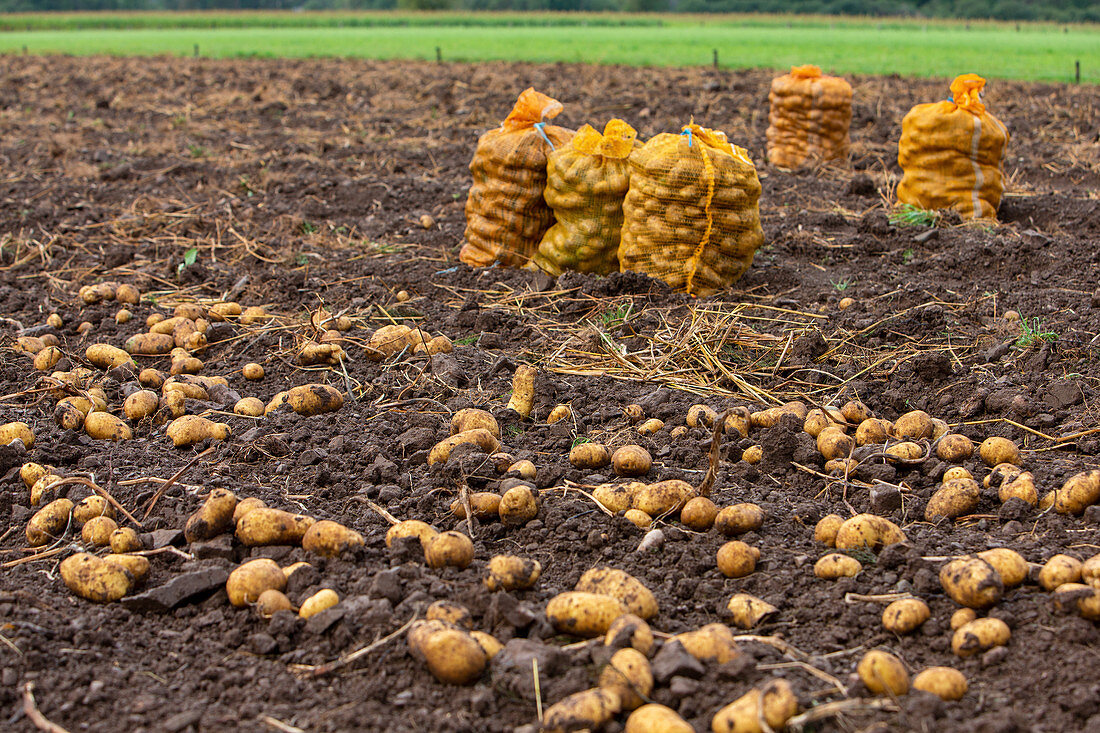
[0,12,1094,83]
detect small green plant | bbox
[570,436,590,449]
[902,248,915,264]
[454,335,478,346]
[841,547,877,566]
[505,424,523,437]
[889,204,938,227]
[177,247,198,276]
[598,302,632,329]
[299,220,319,235]
[830,277,852,291]
[187,144,207,158]
[1015,317,1058,349]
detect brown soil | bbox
[1,56,1099,733]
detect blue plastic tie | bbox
[533,122,555,151]
[681,127,693,148]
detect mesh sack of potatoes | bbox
[460,87,574,268]
[619,123,764,297]
[766,65,852,170]
[528,119,637,276]
[896,74,1009,220]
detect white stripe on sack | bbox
[969,115,984,217]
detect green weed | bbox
[889,204,938,228]
[177,247,198,276]
[299,221,319,235]
[902,248,915,264]
[187,144,207,158]
[830,277,852,291]
[1015,317,1058,349]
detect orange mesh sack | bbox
[529,120,637,276]
[897,74,1009,220]
[461,88,574,268]
[619,124,764,298]
[766,65,852,169]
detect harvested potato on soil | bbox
[687,404,718,428]
[598,647,652,710]
[470,631,503,659]
[450,408,500,437]
[979,436,1020,467]
[950,608,978,630]
[717,541,760,578]
[952,617,1010,657]
[81,515,118,546]
[287,383,343,415]
[672,623,742,664]
[84,412,132,441]
[1039,554,1083,590]
[637,418,664,435]
[86,343,132,370]
[105,554,150,585]
[741,445,763,464]
[834,514,906,551]
[428,429,501,466]
[33,345,61,371]
[605,614,654,656]
[1052,583,1100,621]
[232,397,263,417]
[999,471,1037,506]
[125,332,175,355]
[576,566,658,620]
[167,415,230,447]
[977,548,1029,588]
[20,462,50,489]
[386,520,438,550]
[299,588,340,619]
[1,421,35,448]
[1083,554,1100,588]
[681,496,719,531]
[804,408,841,437]
[936,434,974,462]
[940,557,1004,609]
[30,474,61,506]
[450,492,502,519]
[814,553,862,579]
[855,418,893,445]
[885,441,924,463]
[1054,469,1100,515]
[498,484,538,526]
[302,520,364,557]
[569,441,611,469]
[816,426,853,461]
[725,593,778,628]
[242,363,264,380]
[26,498,74,546]
[944,466,973,482]
[623,509,651,528]
[236,508,315,546]
[624,704,693,733]
[925,477,981,521]
[814,514,844,546]
[508,459,536,479]
[485,555,542,592]
[857,649,909,695]
[227,558,287,607]
[593,483,634,514]
[424,530,475,569]
[841,400,873,424]
[547,404,571,424]
[541,688,621,733]
[632,479,693,517]
[505,364,536,418]
[233,497,266,525]
[255,589,293,618]
[882,598,930,634]
[123,390,159,421]
[894,409,933,439]
[546,591,627,637]
[408,619,487,685]
[184,488,238,543]
[612,445,652,477]
[913,667,968,701]
[711,679,798,733]
[110,527,143,553]
[72,495,114,526]
[60,552,134,603]
[714,502,765,536]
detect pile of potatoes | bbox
[228,558,341,621]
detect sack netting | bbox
[766,65,852,170]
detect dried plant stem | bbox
[141,446,216,520]
[354,497,400,525]
[291,615,416,677]
[697,408,729,498]
[22,682,71,733]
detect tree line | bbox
[0,0,1097,23]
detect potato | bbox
[85,343,132,370]
[298,341,345,365]
[172,304,203,320]
[593,483,635,514]
[750,407,783,429]
[0,421,34,448]
[1038,554,1082,591]
[450,492,502,519]
[264,391,288,415]
[711,679,798,733]
[834,514,906,552]
[605,614,654,656]
[885,441,924,463]
[952,617,1010,657]
[977,548,1028,588]
[979,436,1021,467]
[287,383,343,415]
[30,475,62,507]
[724,407,751,438]
[725,593,778,629]
[816,426,853,461]
[1052,583,1100,621]
[72,495,114,527]
[857,650,909,695]
[623,509,651,528]
[824,457,857,475]
[999,471,1037,506]
[33,346,61,371]
[15,335,45,353]
[741,445,763,464]
[385,520,437,550]
[814,553,862,579]
[240,306,269,325]
[944,466,973,482]
[939,557,1003,609]
[206,301,241,321]
[814,514,844,546]
[717,541,760,578]
[424,530,474,569]
[52,401,84,431]
[365,324,412,359]
[26,498,74,546]
[110,527,143,553]
[426,600,473,629]
[1083,554,1100,588]
[60,553,134,603]
[714,503,765,536]
[183,488,238,543]
[576,567,658,620]
[882,598,930,634]
[255,589,293,618]
[804,408,841,437]
[950,608,977,630]
[546,404,572,424]
[231,397,263,417]
[672,623,742,665]
[632,480,693,517]
[233,497,266,525]
[166,415,230,447]
[570,442,611,469]
[81,515,118,546]
[598,647,652,710]
[547,591,627,637]
[236,507,315,546]
[227,558,287,607]
[469,630,503,659]
[428,428,501,466]
[124,332,175,355]
[687,404,718,429]
[984,462,1022,489]
[624,704,693,733]
[1054,469,1100,515]
[924,477,981,522]
[636,418,664,435]
[894,410,933,440]
[505,364,536,418]
[936,434,973,462]
[282,561,312,582]
[104,553,151,585]
[302,520,364,558]
[299,588,339,619]
[856,418,893,445]
[842,400,873,424]
[612,445,652,477]
[681,496,718,531]
[913,667,968,701]
[20,462,50,489]
[450,408,500,438]
[508,459,536,480]
[82,412,132,442]
[120,390,157,422]
[498,484,538,526]
[542,688,621,733]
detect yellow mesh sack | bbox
[528,119,637,277]
[619,123,764,298]
[897,74,1009,220]
[766,65,852,170]
[461,88,574,268]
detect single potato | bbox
[882,598,930,634]
[450,408,500,438]
[407,619,487,685]
[385,520,438,550]
[936,434,974,462]
[546,591,627,637]
[1054,469,1100,515]
[857,650,909,695]
[84,412,132,442]
[26,498,74,546]
[598,647,653,710]
[814,553,862,579]
[814,514,844,546]
[632,480,693,517]
[428,429,501,466]
[714,503,765,536]
[924,477,981,522]
[671,623,742,665]
[60,552,134,603]
[541,688,621,733]
[951,617,1010,657]
[287,383,344,415]
[725,593,778,629]
[424,530,475,569]
[834,514,906,552]
[498,484,538,526]
[717,541,760,578]
[485,555,541,591]
[81,515,118,546]
[570,442,612,469]
[166,415,231,447]
[979,436,1020,467]
[184,488,238,543]
[575,567,658,620]
[1,421,35,448]
[1038,554,1083,591]
[912,667,968,701]
[605,614,654,656]
[450,492,503,520]
[681,496,719,531]
[236,508,316,546]
[939,557,1004,609]
[302,520,365,558]
[227,558,287,607]
[710,679,798,733]
[612,445,652,477]
[624,704,693,733]
[299,588,340,619]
